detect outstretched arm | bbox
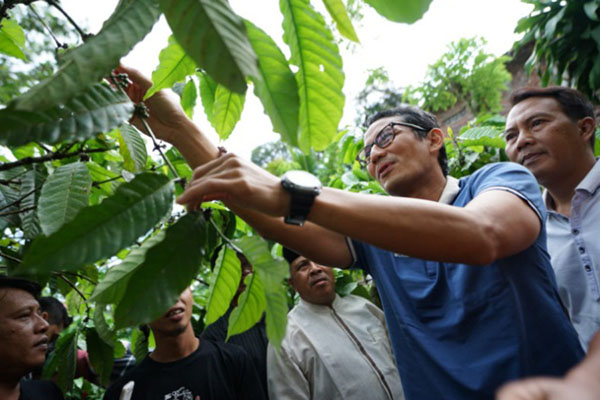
[496,331,600,400]
[117,66,352,268]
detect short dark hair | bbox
[510,86,596,148]
[367,105,449,176]
[0,276,41,298]
[282,247,301,266]
[39,297,72,327]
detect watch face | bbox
[285,170,321,189]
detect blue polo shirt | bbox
[347,162,583,400]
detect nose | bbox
[308,262,324,275]
[369,145,387,170]
[514,129,534,152]
[35,312,49,333]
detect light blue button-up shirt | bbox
[545,158,600,350]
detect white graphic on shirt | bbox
[164,387,194,400]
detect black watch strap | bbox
[285,191,317,226]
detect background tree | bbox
[515,0,600,102]
[407,37,512,115]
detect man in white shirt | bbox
[266,248,404,400]
[504,86,600,350]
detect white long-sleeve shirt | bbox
[267,294,404,400]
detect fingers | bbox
[115,64,153,92]
[496,378,562,400]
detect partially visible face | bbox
[41,311,64,343]
[364,116,435,197]
[505,97,592,186]
[149,288,194,337]
[0,288,49,377]
[289,257,336,306]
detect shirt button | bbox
[572,229,579,235]
[584,265,592,272]
[579,247,585,254]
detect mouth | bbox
[520,151,544,166]
[34,337,48,350]
[165,307,185,319]
[376,161,394,179]
[310,276,329,287]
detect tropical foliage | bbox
[515,0,600,101]
[0,0,433,396]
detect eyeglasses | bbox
[356,121,427,167]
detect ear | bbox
[577,116,596,144]
[41,311,49,321]
[427,128,445,153]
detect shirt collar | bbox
[438,176,460,205]
[544,158,600,211]
[298,293,340,311]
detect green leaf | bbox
[19,173,173,273]
[227,272,266,340]
[114,212,207,328]
[93,306,115,345]
[198,72,218,123]
[159,0,260,94]
[322,0,359,42]
[584,1,599,21]
[145,36,197,100]
[0,18,26,60]
[20,167,43,239]
[244,20,300,147]
[0,183,20,227]
[363,0,433,23]
[131,328,149,364]
[12,0,161,111]
[180,79,198,118]
[43,324,79,393]
[205,247,242,326]
[234,236,288,349]
[0,84,134,147]
[38,162,91,236]
[86,327,114,386]
[90,231,166,304]
[118,124,148,173]
[212,84,246,140]
[459,126,506,148]
[280,0,345,152]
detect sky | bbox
[59,0,533,159]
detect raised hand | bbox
[177,153,289,217]
[114,65,192,145]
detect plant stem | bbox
[56,273,87,301]
[207,213,242,254]
[0,250,21,263]
[0,205,36,217]
[46,0,88,41]
[28,2,64,48]
[0,186,38,212]
[140,117,180,180]
[0,147,112,172]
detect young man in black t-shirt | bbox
[0,276,63,400]
[103,288,266,400]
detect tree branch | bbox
[0,250,21,264]
[46,0,89,41]
[0,205,36,217]
[0,0,37,23]
[55,273,87,301]
[0,147,113,172]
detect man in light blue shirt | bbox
[505,86,600,350]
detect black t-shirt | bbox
[103,339,266,400]
[20,380,64,400]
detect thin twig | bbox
[0,250,21,264]
[207,214,243,254]
[0,186,38,212]
[64,271,97,285]
[55,273,87,301]
[93,175,124,187]
[194,277,209,287]
[0,0,37,23]
[0,179,21,185]
[0,147,113,172]
[46,0,88,41]
[28,2,64,49]
[0,205,36,217]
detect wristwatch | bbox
[281,170,322,226]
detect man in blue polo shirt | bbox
[119,66,583,400]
